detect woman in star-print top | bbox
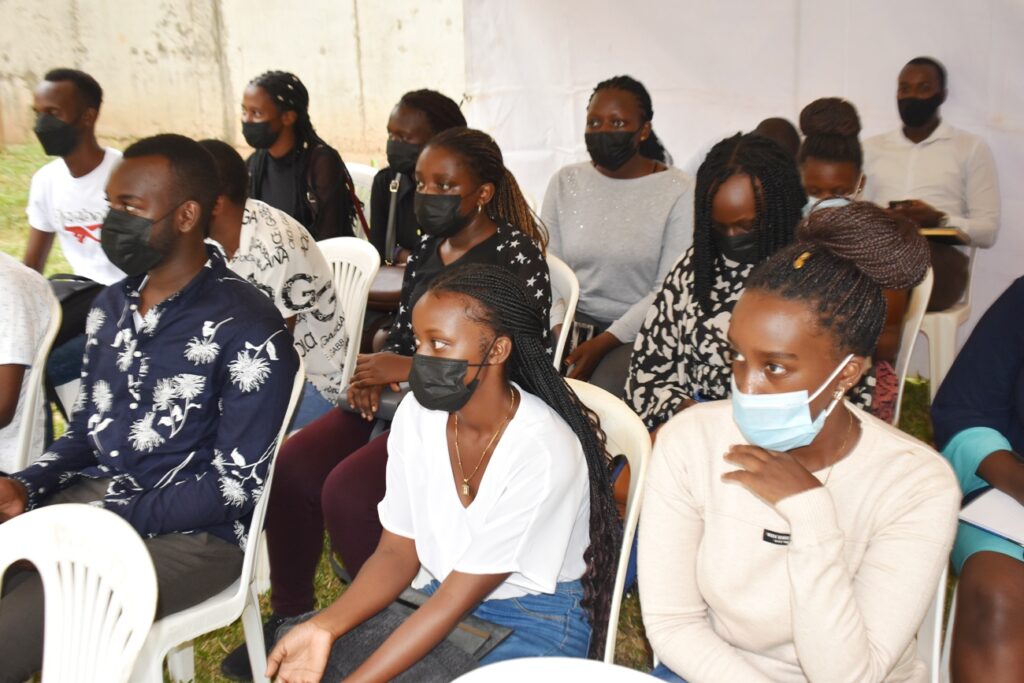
[219,127,553,678]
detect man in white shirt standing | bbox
[0,254,58,474]
[863,56,1000,311]
[22,68,124,395]
[201,139,348,430]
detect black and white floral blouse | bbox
[626,246,874,430]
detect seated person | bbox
[640,201,959,682]
[0,253,59,473]
[220,127,552,679]
[267,263,619,680]
[798,96,907,424]
[242,71,356,240]
[863,56,1000,311]
[201,139,346,430]
[370,89,467,263]
[931,275,1024,683]
[0,134,298,682]
[542,75,693,396]
[625,133,807,431]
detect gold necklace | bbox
[454,386,517,498]
[823,411,857,486]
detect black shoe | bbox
[219,614,287,682]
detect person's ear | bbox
[476,182,496,207]
[176,200,203,235]
[79,106,98,129]
[639,120,653,143]
[836,355,868,395]
[281,110,298,127]
[939,88,948,105]
[489,335,513,366]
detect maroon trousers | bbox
[265,408,389,617]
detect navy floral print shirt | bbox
[12,248,299,548]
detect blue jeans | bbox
[422,579,591,662]
[290,381,336,431]
[650,663,688,681]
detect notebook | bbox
[959,488,1024,547]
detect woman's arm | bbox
[307,146,353,240]
[346,571,510,682]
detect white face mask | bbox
[730,354,854,452]
[802,195,854,219]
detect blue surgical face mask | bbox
[730,354,854,452]
[802,194,856,219]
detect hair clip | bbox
[793,251,812,269]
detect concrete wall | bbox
[0,0,466,163]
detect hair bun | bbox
[799,98,861,138]
[797,201,929,290]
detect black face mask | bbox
[585,131,639,171]
[242,120,280,149]
[386,139,421,176]
[713,229,760,264]
[34,113,79,157]
[408,343,494,413]
[414,191,477,239]
[100,206,178,277]
[898,94,943,128]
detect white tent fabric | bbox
[462,0,1024,353]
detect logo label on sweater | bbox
[763,529,791,546]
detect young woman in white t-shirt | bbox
[640,202,961,682]
[267,263,620,682]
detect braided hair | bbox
[426,127,549,252]
[590,75,669,163]
[693,133,806,310]
[397,89,467,134]
[747,201,929,355]
[427,263,621,660]
[798,98,863,169]
[246,70,357,232]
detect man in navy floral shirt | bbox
[0,134,299,681]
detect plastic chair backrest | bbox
[346,162,377,237]
[13,293,62,470]
[916,563,949,683]
[892,267,934,425]
[316,237,381,391]
[565,378,651,664]
[547,254,580,369]
[0,504,158,683]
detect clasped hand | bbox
[347,353,410,421]
[721,445,823,505]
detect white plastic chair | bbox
[12,294,61,470]
[454,655,653,682]
[919,248,976,400]
[939,581,958,683]
[346,162,378,239]
[915,563,949,683]
[129,358,306,683]
[565,378,650,664]
[316,237,382,391]
[548,254,580,369]
[891,267,934,425]
[0,503,158,683]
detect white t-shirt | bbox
[26,148,124,284]
[0,253,58,472]
[379,383,591,600]
[213,199,347,404]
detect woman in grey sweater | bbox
[541,75,693,397]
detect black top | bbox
[247,143,355,241]
[369,167,421,260]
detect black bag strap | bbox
[384,173,402,265]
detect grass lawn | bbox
[0,143,938,681]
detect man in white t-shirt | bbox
[0,253,58,474]
[202,139,348,429]
[863,56,1000,310]
[23,68,123,285]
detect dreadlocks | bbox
[426,127,549,252]
[590,75,669,164]
[799,98,863,169]
[246,70,356,234]
[693,132,806,310]
[747,201,929,355]
[428,263,621,660]
[397,89,467,134]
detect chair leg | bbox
[243,586,271,683]
[165,641,195,683]
[254,537,271,594]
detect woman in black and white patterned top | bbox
[627,134,807,430]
